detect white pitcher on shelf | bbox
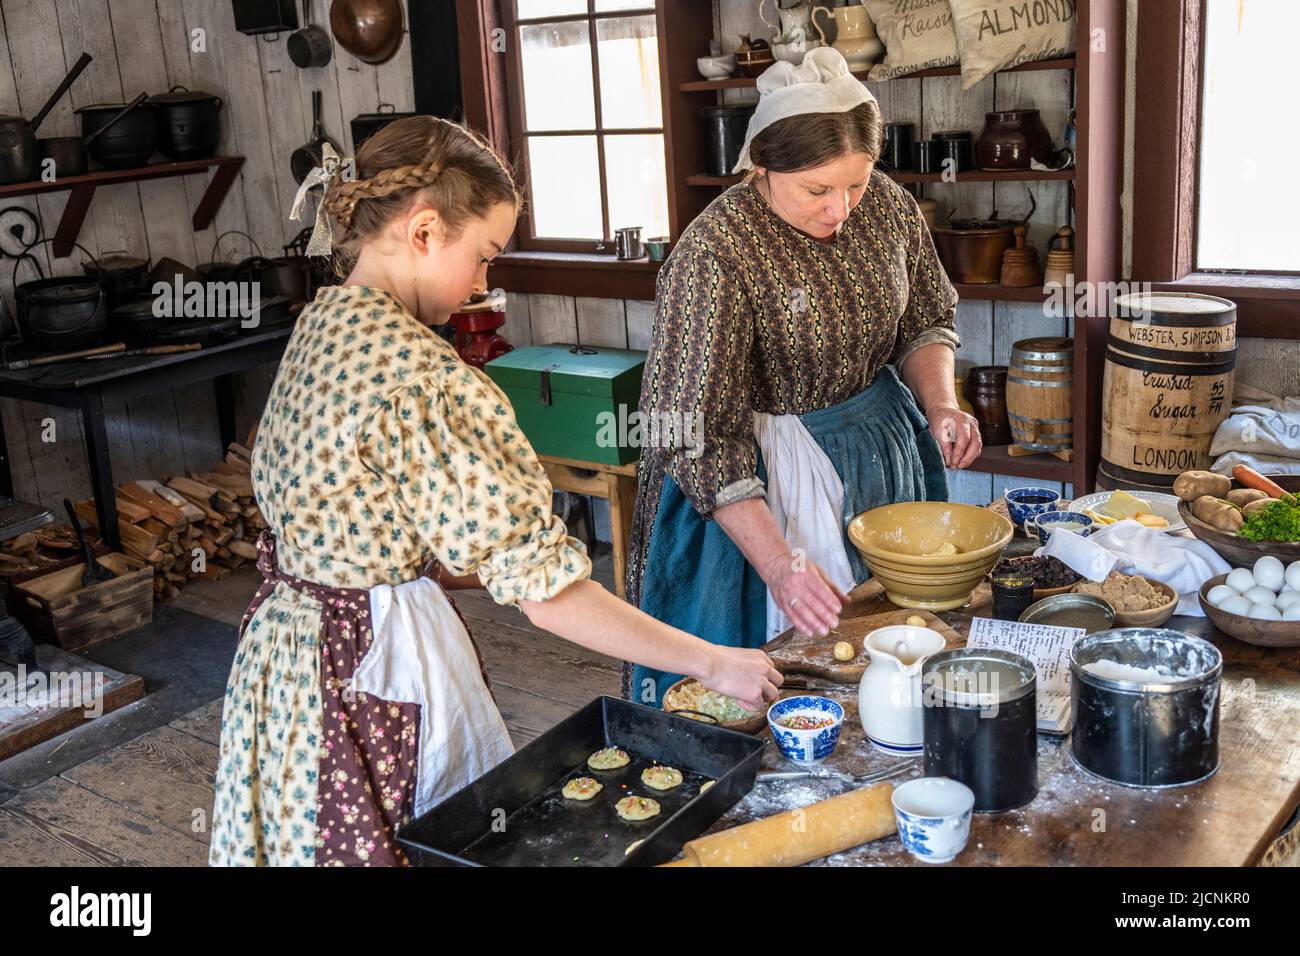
[760,0,816,45]
[812,2,884,72]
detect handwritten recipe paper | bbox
[966,617,1087,733]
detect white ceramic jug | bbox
[858,624,948,754]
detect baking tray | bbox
[396,695,765,867]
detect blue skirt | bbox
[630,365,948,708]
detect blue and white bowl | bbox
[766,695,844,765]
[1028,509,1094,547]
[1004,486,1062,534]
[892,777,975,864]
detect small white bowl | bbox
[892,777,975,864]
[696,55,737,79]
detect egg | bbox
[1252,556,1286,593]
[1225,568,1257,594]
[1287,561,1300,591]
[1243,585,1279,607]
[1219,595,1253,616]
[1284,603,1300,621]
[1248,603,1283,620]
[1275,590,1300,611]
[1207,585,1239,607]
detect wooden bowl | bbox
[662,677,766,734]
[1199,573,1300,647]
[1072,578,1178,627]
[1178,475,1300,569]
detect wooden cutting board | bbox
[766,608,964,683]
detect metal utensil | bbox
[5,342,125,370]
[64,497,114,587]
[757,758,918,786]
[0,53,93,185]
[291,90,340,184]
[289,0,333,68]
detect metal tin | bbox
[991,573,1036,621]
[1070,628,1222,788]
[922,648,1038,812]
[1019,592,1115,633]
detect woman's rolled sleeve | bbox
[643,248,761,516]
[360,367,591,606]
[891,195,961,368]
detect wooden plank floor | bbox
[0,552,622,865]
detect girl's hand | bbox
[702,646,784,713]
[763,553,850,637]
[928,403,983,469]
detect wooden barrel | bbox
[1005,337,1073,452]
[1100,292,1236,487]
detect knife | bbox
[756,758,918,786]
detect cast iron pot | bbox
[82,251,150,311]
[12,240,109,350]
[110,294,167,338]
[148,86,223,161]
[77,99,157,169]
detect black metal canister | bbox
[701,105,756,176]
[1070,628,1221,788]
[882,122,915,171]
[923,648,1038,812]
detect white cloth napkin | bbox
[753,410,857,641]
[1036,520,1232,616]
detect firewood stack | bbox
[0,443,267,601]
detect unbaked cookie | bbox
[587,746,630,770]
[615,795,660,821]
[561,777,602,801]
[640,766,683,791]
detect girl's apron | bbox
[224,532,513,866]
[630,365,947,707]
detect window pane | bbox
[528,136,604,239]
[604,134,669,238]
[520,22,596,131]
[595,0,656,11]
[1197,0,1300,272]
[516,0,586,19]
[596,15,662,129]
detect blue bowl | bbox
[1029,509,1094,546]
[1004,486,1062,533]
[766,695,844,765]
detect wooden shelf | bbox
[687,168,1073,188]
[952,283,1055,303]
[680,57,1077,92]
[0,156,244,257]
[967,444,1075,483]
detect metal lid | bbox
[923,647,1037,706]
[147,86,220,105]
[1019,592,1115,633]
[30,280,100,305]
[1070,627,1222,693]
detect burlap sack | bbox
[948,0,1077,90]
[863,0,960,81]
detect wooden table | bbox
[537,454,637,599]
[712,554,1300,866]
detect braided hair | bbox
[321,116,520,276]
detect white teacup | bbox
[891,777,975,864]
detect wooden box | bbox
[12,553,154,651]
[485,345,647,466]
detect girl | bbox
[208,116,781,866]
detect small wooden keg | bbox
[1005,337,1073,452]
[1101,292,1237,487]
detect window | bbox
[505,1,670,251]
[1196,0,1300,273]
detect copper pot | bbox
[931,224,1016,284]
[329,0,405,65]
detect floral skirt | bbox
[208,533,490,866]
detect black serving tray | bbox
[397,696,765,867]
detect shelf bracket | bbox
[53,183,98,258]
[193,157,244,231]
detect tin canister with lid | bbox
[1070,628,1222,788]
[922,648,1038,812]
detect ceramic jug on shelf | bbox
[858,624,948,755]
[812,2,883,70]
[760,0,816,44]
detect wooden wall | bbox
[0,0,413,509]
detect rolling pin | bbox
[659,782,896,867]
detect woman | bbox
[626,49,981,706]
[208,116,780,866]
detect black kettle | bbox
[0,54,93,185]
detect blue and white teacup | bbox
[1004,486,1062,535]
[766,695,844,765]
[892,777,975,864]
[1027,509,1094,547]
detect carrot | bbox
[1232,464,1290,500]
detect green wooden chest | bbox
[485,344,647,466]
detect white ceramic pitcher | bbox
[858,624,948,754]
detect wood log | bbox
[227,539,259,560]
[118,481,188,528]
[228,442,253,462]
[113,496,153,524]
[74,501,160,554]
[138,480,206,522]
[213,526,235,546]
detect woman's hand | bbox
[702,646,784,713]
[763,553,850,637]
[927,403,983,469]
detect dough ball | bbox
[641,766,683,790]
[833,640,855,662]
[561,777,602,801]
[906,614,927,627]
[587,746,630,770]
[616,795,661,821]
[625,839,644,856]
[699,780,716,794]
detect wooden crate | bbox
[12,553,154,651]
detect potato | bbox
[1226,488,1269,508]
[1174,470,1232,502]
[1192,494,1243,533]
[1242,497,1276,519]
